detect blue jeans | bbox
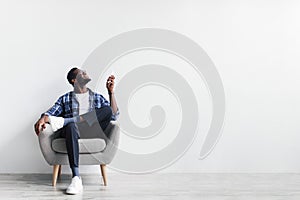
[59,106,113,168]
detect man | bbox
[34,67,119,194]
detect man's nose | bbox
[81,70,87,75]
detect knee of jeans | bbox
[65,122,76,129]
[96,106,112,117]
[104,106,113,116]
[108,107,113,115]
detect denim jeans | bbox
[59,106,113,168]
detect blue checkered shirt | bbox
[43,88,119,121]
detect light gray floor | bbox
[0,173,300,200]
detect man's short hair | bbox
[67,67,78,85]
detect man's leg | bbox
[60,122,80,177]
[81,106,112,131]
[95,106,113,131]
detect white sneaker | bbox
[66,176,83,195]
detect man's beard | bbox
[77,76,91,86]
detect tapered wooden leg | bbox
[52,165,60,186]
[100,164,107,186]
[58,165,62,179]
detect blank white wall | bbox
[0,0,300,173]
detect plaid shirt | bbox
[43,88,119,121]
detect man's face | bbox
[74,69,91,86]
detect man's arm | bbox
[34,96,64,135]
[106,75,119,119]
[109,92,118,115]
[43,96,64,117]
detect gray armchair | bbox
[38,121,120,186]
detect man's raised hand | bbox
[106,75,115,94]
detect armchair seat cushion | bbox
[52,138,106,154]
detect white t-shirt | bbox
[75,91,90,115]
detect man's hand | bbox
[106,75,118,116]
[34,115,49,136]
[106,75,115,94]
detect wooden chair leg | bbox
[100,164,107,186]
[52,165,60,186]
[58,165,62,179]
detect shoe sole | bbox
[66,188,83,195]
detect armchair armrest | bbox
[38,124,61,165]
[101,121,120,163]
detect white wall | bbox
[0,0,300,174]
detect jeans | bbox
[59,106,113,168]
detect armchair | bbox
[38,121,120,186]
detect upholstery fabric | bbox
[52,138,106,154]
[38,121,120,165]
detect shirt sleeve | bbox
[42,96,64,117]
[111,108,120,121]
